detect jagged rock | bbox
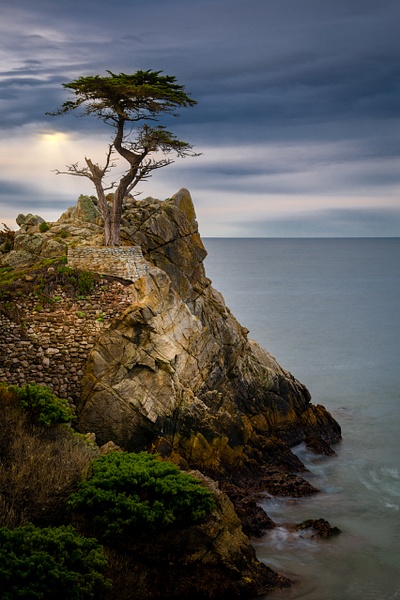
[3,190,342,481]
[99,440,123,454]
[13,232,67,260]
[40,238,67,258]
[76,194,103,225]
[121,189,209,304]
[305,434,337,455]
[14,232,46,255]
[2,188,342,598]
[221,483,276,537]
[251,467,320,497]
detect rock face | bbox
[78,189,341,487]
[4,187,341,485]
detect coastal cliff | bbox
[0,189,341,598]
[76,189,340,479]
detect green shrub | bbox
[39,221,50,232]
[69,452,215,540]
[10,383,75,426]
[0,524,110,599]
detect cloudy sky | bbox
[1,0,399,236]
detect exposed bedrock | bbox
[78,189,341,488]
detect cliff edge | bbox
[0,189,341,598]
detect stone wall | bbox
[0,246,151,406]
[0,279,135,406]
[68,246,149,281]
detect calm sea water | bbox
[203,238,400,600]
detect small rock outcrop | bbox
[295,518,341,539]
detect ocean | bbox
[203,238,400,600]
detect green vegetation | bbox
[56,265,95,296]
[39,221,50,233]
[0,524,109,600]
[9,383,75,426]
[0,261,98,322]
[0,385,217,598]
[69,451,215,540]
[0,258,62,291]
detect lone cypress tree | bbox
[49,70,199,246]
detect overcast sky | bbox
[1,0,399,236]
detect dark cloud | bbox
[0,181,33,197]
[0,194,71,213]
[1,0,399,235]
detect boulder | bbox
[0,250,37,269]
[295,518,341,539]
[16,213,45,227]
[14,232,46,255]
[40,238,67,258]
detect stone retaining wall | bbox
[0,280,135,405]
[68,246,149,281]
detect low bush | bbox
[0,524,110,599]
[69,451,215,540]
[39,221,50,232]
[10,383,75,426]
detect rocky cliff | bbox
[75,190,341,482]
[0,189,341,598]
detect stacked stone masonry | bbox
[0,280,135,406]
[68,246,150,281]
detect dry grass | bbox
[0,386,97,528]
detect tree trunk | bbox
[103,215,113,246]
[84,157,114,246]
[110,188,123,246]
